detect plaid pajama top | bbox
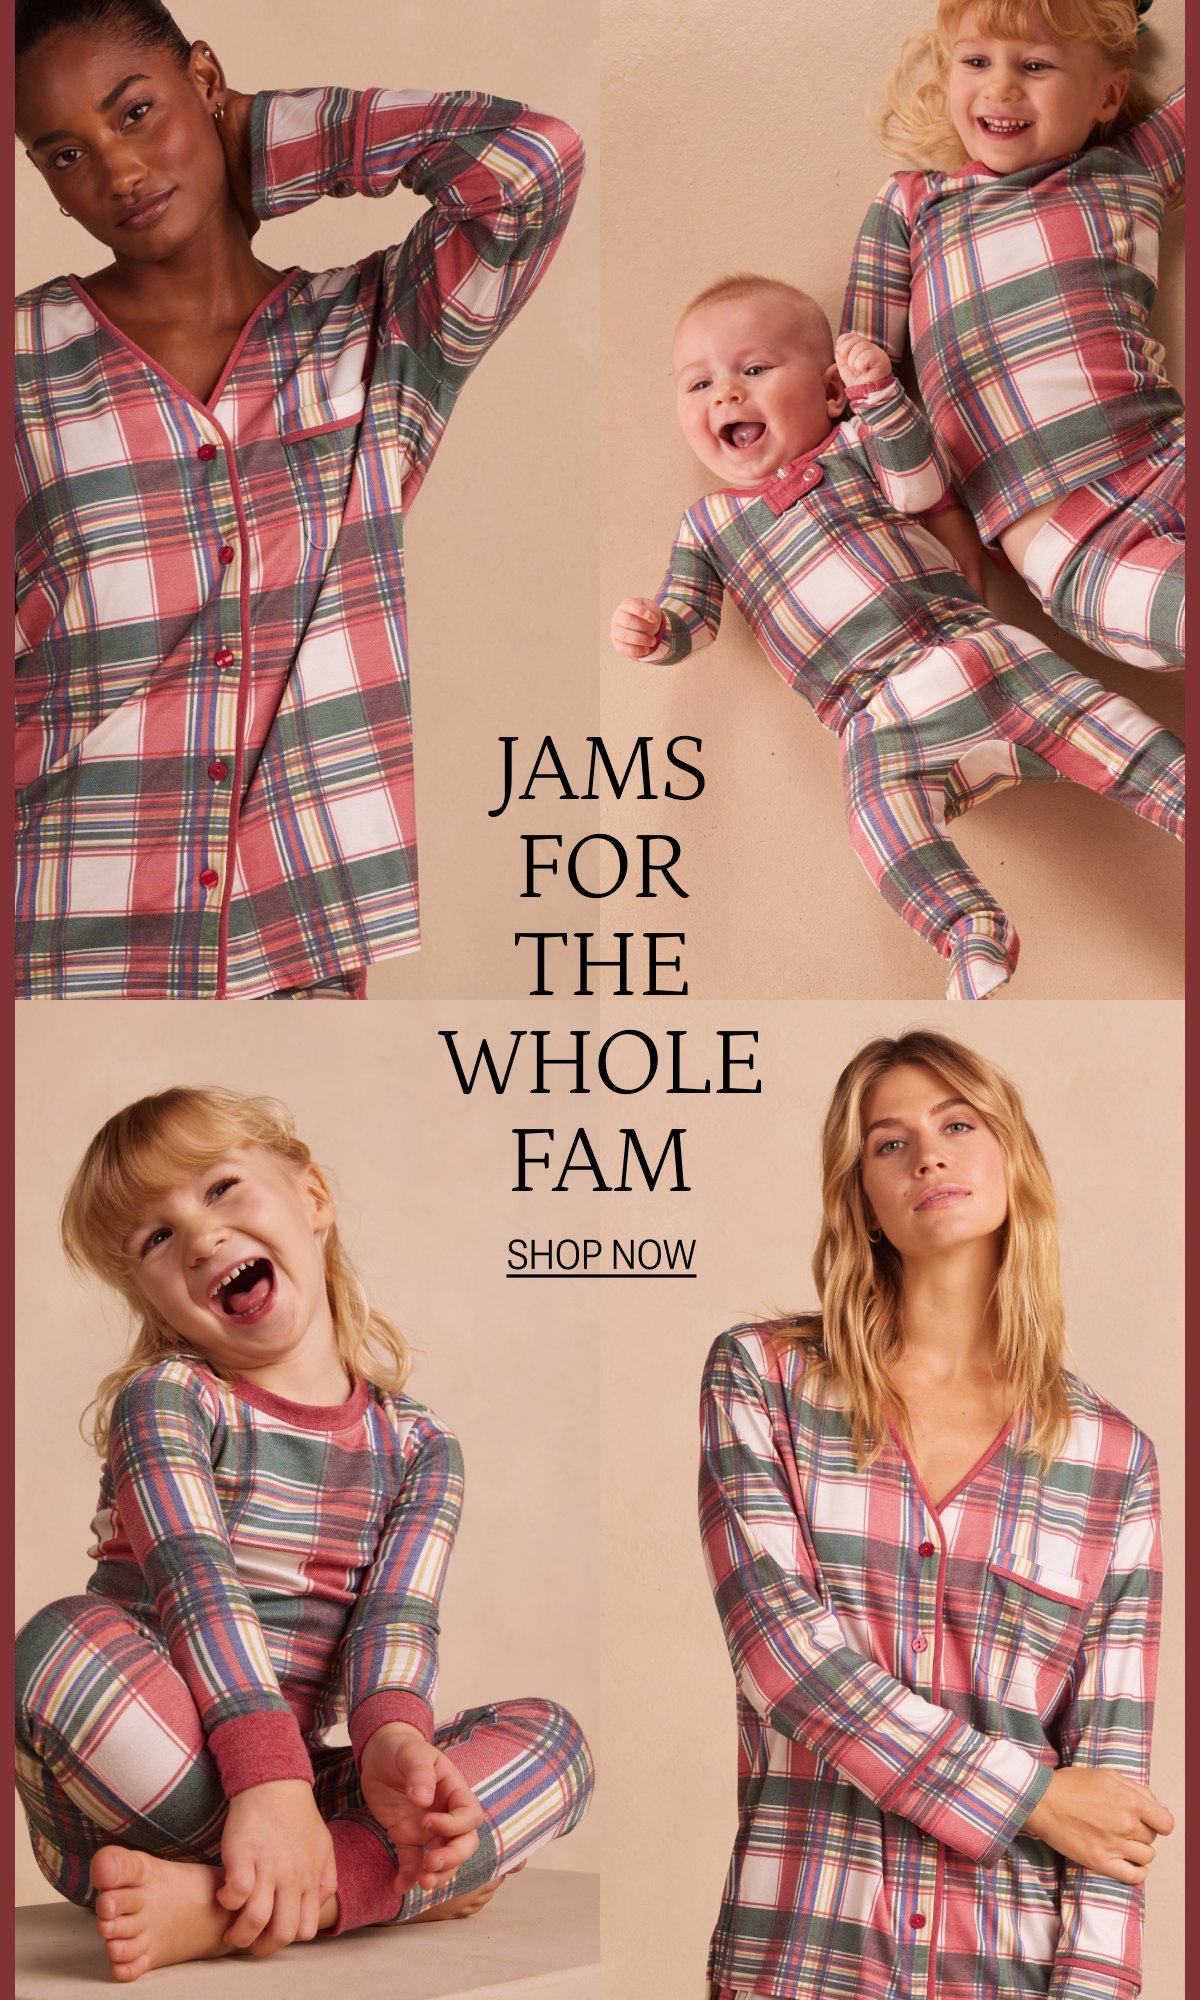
[649,376,1003,733]
[840,88,1185,543]
[87,1359,462,1796]
[15,88,583,998]
[701,1327,1160,2000]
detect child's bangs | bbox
[62,1090,295,1281]
[941,0,1135,52]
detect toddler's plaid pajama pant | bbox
[1019,435,1185,671]
[16,1595,593,1929]
[839,624,1185,998]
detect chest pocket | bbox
[987,1553,1091,1677]
[280,384,368,549]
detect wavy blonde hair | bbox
[882,0,1155,170]
[61,1087,411,1455]
[779,1030,1070,1466]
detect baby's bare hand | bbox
[611,597,665,659]
[834,333,893,387]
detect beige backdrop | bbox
[592,1000,1185,1998]
[598,0,1186,1000]
[15,1,1184,1003]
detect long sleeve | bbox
[1116,85,1185,202]
[699,1333,1051,1865]
[250,86,585,500]
[105,1363,313,1795]
[844,375,953,514]
[340,1410,465,1764]
[647,513,724,661]
[1047,1452,1162,2000]
[840,177,914,362]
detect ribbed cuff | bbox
[349,1690,435,1767]
[328,1818,402,1933]
[208,1710,314,1795]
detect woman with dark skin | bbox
[15,1,583,1002]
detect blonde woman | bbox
[15,1087,592,1982]
[700,1030,1170,2000]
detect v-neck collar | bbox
[887,1411,1017,1516]
[66,264,302,415]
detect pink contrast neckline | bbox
[228,1371,369,1429]
[66,264,302,415]
[735,424,844,500]
[887,1411,1017,1516]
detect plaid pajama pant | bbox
[1019,437,1185,672]
[15,1595,593,1927]
[839,624,1185,999]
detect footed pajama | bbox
[648,377,1184,997]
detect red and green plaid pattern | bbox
[841,89,1184,545]
[700,1327,1161,2000]
[85,1362,462,1790]
[16,89,583,997]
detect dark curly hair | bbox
[16,0,191,66]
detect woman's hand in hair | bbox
[216,90,261,242]
[1023,1764,1174,1882]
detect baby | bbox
[612,277,1183,998]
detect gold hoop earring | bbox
[867,1226,882,1244]
[213,103,226,124]
[59,205,70,216]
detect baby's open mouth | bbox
[210,1258,275,1319]
[720,421,766,450]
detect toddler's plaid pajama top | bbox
[84,1360,461,1790]
[15,88,583,997]
[701,1328,1161,2000]
[840,88,1184,544]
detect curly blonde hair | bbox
[61,1086,411,1454]
[882,0,1155,170]
[779,1030,1071,1467]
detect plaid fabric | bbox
[79,1360,462,1792]
[841,89,1185,545]
[647,382,1184,996]
[840,625,1185,998]
[15,1589,593,1926]
[15,89,583,997]
[1021,437,1185,670]
[700,1327,1161,2000]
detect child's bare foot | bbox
[409,1858,525,1924]
[91,1848,234,1982]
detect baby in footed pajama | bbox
[611,276,1183,998]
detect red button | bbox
[918,1541,935,1558]
[207,760,229,782]
[199,868,219,889]
[214,647,235,669]
[909,1912,926,1931]
[911,1635,928,1653]
[218,545,235,565]
[197,442,218,461]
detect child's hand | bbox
[360,1722,485,1897]
[834,333,893,388]
[612,597,666,659]
[217,1778,337,1953]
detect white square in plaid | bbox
[230,1539,314,1594]
[869,645,975,720]
[58,406,130,476]
[1007,349,1096,425]
[86,1689,198,1814]
[797,546,876,628]
[952,738,1023,796]
[294,627,362,702]
[90,552,158,631]
[738,1848,784,1908]
[811,1476,869,1537]
[969,215,1048,288]
[68,850,136,914]
[78,698,145,766]
[328,786,404,857]
[1099,564,1168,652]
[1131,216,1162,282]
